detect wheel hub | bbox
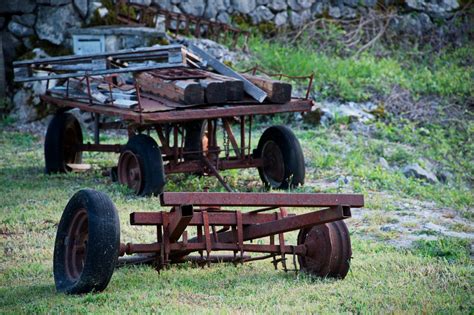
[118,150,143,194]
[65,208,88,281]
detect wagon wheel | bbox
[297,220,352,279]
[45,112,83,173]
[54,189,120,294]
[255,125,305,189]
[118,134,165,196]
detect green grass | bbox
[0,124,472,313]
[238,35,473,102]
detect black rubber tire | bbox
[255,125,305,189]
[120,134,166,196]
[45,112,83,174]
[53,189,120,294]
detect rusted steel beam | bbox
[216,206,351,243]
[122,241,306,256]
[130,211,279,226]
[163,158,262,174]
[160,192,364,208]
[141,100,313,123]
[168,205,194,242]
[78,143,123,153]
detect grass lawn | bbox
[0,122,472,313]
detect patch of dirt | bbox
[349,192,474,249]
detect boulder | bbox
[268,0,287,11]
[250,5,275,24]
[406,0,459,17]
[216,11,231,23]
[288,0,315,11]
[274,11,288,26]
[290,11,303,27]
[378,157,390,170]
[0,0,36,14]
[129,0,152,5]
[8,21,34,38]
[74,0,89,18]
[36,0,71,5]
[35,4,82,45]
[232,0,256,14]
[328,6,342,19]
[12,58,59,122]
[258,0,270,4]
[179,0,206,16]
[12,14,36,27]
[1,32,22,65]
[402,163,438,184]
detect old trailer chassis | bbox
[118,192,363,272]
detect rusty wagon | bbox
[54,189,363,294]
[14,44,314,195]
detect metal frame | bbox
[119,192,363,270]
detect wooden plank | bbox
[242,74,292,104]
[199,78,226,104]
[206,73,243,101]
[136,72,204,104]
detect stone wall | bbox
[0,0,464,69]
[0,0,466,118]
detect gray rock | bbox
[74,0,89,18]
[402,163,438,184]
[436,170,453,184]
[406,0,459,17]
[251,5,275,24]
[1,31,21,65]
[343,0,358,7]
[349,121,371,134]
[288,0,315,10]
[36,0,71,5]
[232,0,256,14]
[153,0,173,10]
[12,49,58,123]
[171,0,180,4]
[12,14,36,27]
[257,0,270,4]
[274,11,288,26]
[311,2,327,17]
[0,0,36,14]
[130,0,152,5]
[269,0,287,11]
[8,21,34,38]
[0,17,5,29]
[341,6,357,19]
[204,0,229,19]
[216,11,231,23]
[179,0,205,16]
[361,0,377,7]
[379,157,390,170]
[35,4,82,45]
[328,6,341,18]
[289,11,304,27]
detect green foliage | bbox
[413,237,472,263]
[239,34,473,102]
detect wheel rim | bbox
[118,150,143,194]
[65,208,88,281]
[63,123,81,166]
[261,140,285,187]
[298,221,351,278]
